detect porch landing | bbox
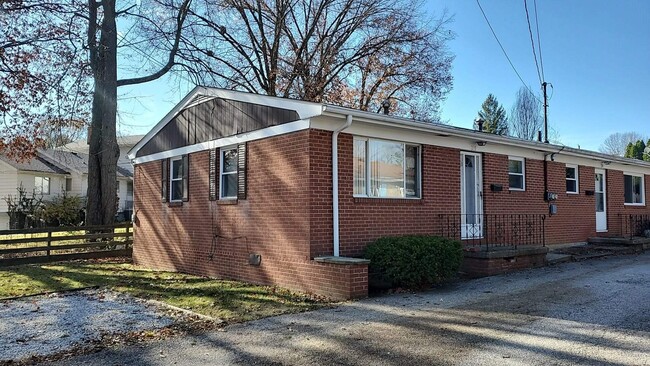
[461,245,548,278]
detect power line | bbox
[524,0,542,85]
[533,0,545,81]
[475,0,542,103]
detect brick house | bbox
[128,87,650,300]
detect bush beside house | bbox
[4,186,85,229]
[363,235,463,289]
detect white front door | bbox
[595,169,607,232]
[460,152,483,239]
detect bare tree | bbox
[1,1,91,159]
[2,0,192,225]
[510,87,542,141]
[599,132,646,157]
[179,0,454,121]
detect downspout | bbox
[332,115,353,257]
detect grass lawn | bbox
[0,259,328,323]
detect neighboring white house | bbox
[0,135,142,230]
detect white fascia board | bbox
[319,106,650,173]
[128,87,324,161]
[198,88,324,119]
[132,119,311,164]
[127,86,204,160]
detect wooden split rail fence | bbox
[0,222,132,266]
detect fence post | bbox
[126,221,132,248]
[46,229,52,258]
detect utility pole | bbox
[542,81,549,143]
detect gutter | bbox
[321,106,650,169]
[332,115,353,257]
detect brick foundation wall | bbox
[133,130,367,300]
[461,252,547,278]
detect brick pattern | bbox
[461,253,547,277]
[134,127,650,299]
[133,130,367,300]
[604,170,650,236]
[310,132,650,258]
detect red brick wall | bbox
[133,127,650,298]
[308,131,650,257]
[481,153,597,244]
[605,170,650,236]
[133,130,367,300]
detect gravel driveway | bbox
[0,289,175,362]
[46,252,650,366]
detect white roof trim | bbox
[132,119,311,164]
[129,87,650,171]
[321,105,650,169]
[127,86,323,160]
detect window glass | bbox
[566,166,578,193]
[353,139,366,196]
[508,158,524,190]
[65,178,72,192]
[354,138,420,198]
[220,148,238,199]
[405,145,419,197]
[624,174,644,204]
[369,140,404,198]
[34,176,50,195]
[222,149,237,173]
[170,158,183,201]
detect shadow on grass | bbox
[0,259,327,323]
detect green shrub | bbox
[41,193,85,227]
[363,235,463,289]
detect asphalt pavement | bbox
[45,252,650,366]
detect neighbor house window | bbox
[170,157,184,201]
[220,147,238,199]
[624,173,644,205]
[34,176,50,195]
[353,137,420,198]
[65,178,72,192]
[566,164,578,194]
[508,157,525,190]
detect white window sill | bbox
[509,188,525,192]
[353,195,421,200]
[624,203,645,206]
[566,192,579,195]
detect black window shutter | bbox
[237,143,247,200]
[209,149,217,201]
[182,154,190,202]
[161,159,168,202]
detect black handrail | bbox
[436,214,546,251]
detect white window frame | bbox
[566,164,579,194]
[219,146,238,200]
[34,176,50,195]
[352,137,421,199]
[623,172,645,206]
[169,156,183,202]
[508,156,525,191]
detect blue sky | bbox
[117,0,650,152]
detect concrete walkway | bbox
[46,253,650,366]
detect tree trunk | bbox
[87,0,119,226]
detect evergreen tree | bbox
[624,140,647,160]
[477,94,508,135]
[645,139,650,162]
[624,142,635,159]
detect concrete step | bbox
[546,253,572,265]
[588,236,650,246]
